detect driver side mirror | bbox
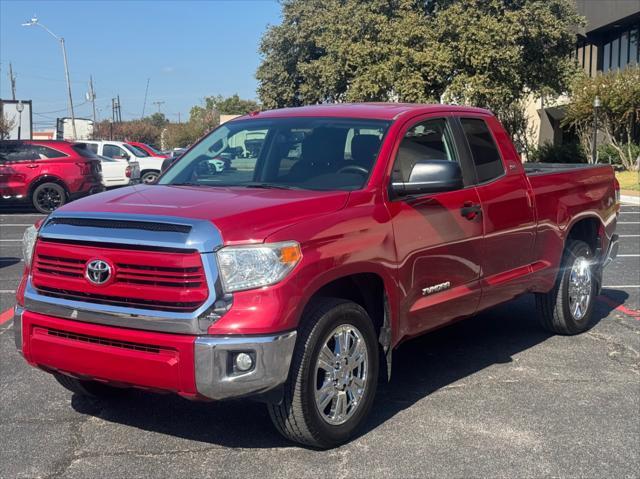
[391,160,463,196]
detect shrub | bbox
[528,141,587,164]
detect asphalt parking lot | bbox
[0,204,638,478]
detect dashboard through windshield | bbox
[158,117,390,191]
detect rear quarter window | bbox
[460,118,504,183]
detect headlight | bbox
[22,225,38,266]
[216,241,302,292]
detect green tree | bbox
[564,66,640,170]
[189,94,260,134]
[144,112,169,129]
[256,0,582,147]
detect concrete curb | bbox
[620,195,640,206]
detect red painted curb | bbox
[0,307,14,325]
[597,295,640,320]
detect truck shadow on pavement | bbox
[70,293,619,449]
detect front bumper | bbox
[15,308,296,401]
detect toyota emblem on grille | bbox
[85,259,112,285]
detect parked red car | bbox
[126,141,169,159]
[0,140,103,213]
[15,104,619,447]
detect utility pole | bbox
[112,98,116,123]
[87,75,97,127]
[152,100,165,114]
[117,95,122,122]
[8,63,16,100]
[176,112,181,123]
[141,78,150,119]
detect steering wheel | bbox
[337,165,369,176]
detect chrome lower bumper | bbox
[194,331,297,400]
[603,234,619,268]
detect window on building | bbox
[460,118,504,183]
[611,37,620,70]
[603,42,611,72]
[630,28,639,65]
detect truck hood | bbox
[59,184,350,243]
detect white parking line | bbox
[0,214,44,217]
[619,235,640,237]
[0,240,21,242]
[0,290,16,294]
[603,285,640,288]
[0,224,34,226]
[618,222,640,224]
[617,254,640,257]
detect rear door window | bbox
[459,118,504,183]
[32,145,66,159]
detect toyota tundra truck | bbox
[14,104,619,448]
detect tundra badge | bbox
[422,281,451,296]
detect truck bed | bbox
[523,162,608,176]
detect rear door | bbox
[456,116,536,309]
[0,142,40,197]
[387,115,484,338]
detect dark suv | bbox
[0,140,103,213]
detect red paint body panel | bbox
[17,104,618,376]
[0,140,102,199]
[20,310,198,396]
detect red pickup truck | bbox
[14,104,619,448]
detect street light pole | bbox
[22,17,77,140]
[16,100,24,140]
[592,95,601,164]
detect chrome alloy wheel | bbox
[314,324,368,426]
[568,256,592,320]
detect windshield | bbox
[123,144,149,157]
[159,117,390,191]
[144,143,164,156]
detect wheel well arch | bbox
[28,175,69,198]
[566,216,603,254]
[302,272,387,340]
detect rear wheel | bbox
[141,170,159,184]
[268,298,379,449]
[32,182,66,213]
[54,373,127,398]
[536,239,596,335]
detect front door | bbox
[387,115,484,340]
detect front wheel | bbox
[536,239,596,335]
[268,298,379,448]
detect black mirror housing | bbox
[392,160,463,196]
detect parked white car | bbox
[99,156,140,187]
[77,140,165,184]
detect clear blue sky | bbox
[0,0,282,130]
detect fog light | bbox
[234,352,254,372]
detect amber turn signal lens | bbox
[280,244,302,264]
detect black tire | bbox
[268,298,379,449]
[53,373,127,398]
[141,170,160,184]
[31,182,66,213]
[536,239,596,335]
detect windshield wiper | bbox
[242,182,303,190]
